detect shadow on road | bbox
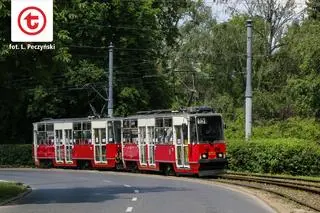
[6,185,189,205]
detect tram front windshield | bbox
[197,116,224,142]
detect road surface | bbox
[0,169,275,213]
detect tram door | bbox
[55,130,64,163]
[174,125,189,168]
[94,128,107,163]
[147,126,155,165]
[65,129,73,163]
[139,127,147,165]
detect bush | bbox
[0,144,34,167]
[226,138,320,176]
[225,113,320,144]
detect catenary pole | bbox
[245,20,253,141]
[107,42,114,117]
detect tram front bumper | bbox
[198,158,228,177]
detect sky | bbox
[205,0,307,22]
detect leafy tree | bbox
[163,6,267,116]
[228,0,301,57]
[0,0,193,143]
[307,0,320,20]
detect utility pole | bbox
[245,20,253,141]
[107,42,114,117]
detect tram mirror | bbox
[224,123,227,129]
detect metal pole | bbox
[107,42,114,117]
[245,20,252,141]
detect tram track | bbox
[210,173,320,212]
[226,171,320,183]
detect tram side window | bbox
[108,121,114,143]
[83,122,92,144]
[123,129,131,144]
[190,117,197,143]
[175,124,188,144]
[165,127,173,144]
[123,120,130,128]
[155,118,173,144]
[83,122,91,131]
[73,122,82,144]
[73,131,82,144]
[83,131,92,144]
[123,119,138,144]
[131,128,138,144]
[46,132,54,145]
[74,122,82,131]
[37,124,45,145]
[46,124,54,145]
[182,123,188,141]
[156,119,163,127]
[38,124,45,132]
[164,118,172,128]
[114,121,121,143]
[36,123,54,145]
[176,126,182,144]
[148,127,155,143]
[73,122,92,144]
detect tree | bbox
[228,0,302,57]
[0,0,193,143]
[306,0,320,20]
[162,1,267,116]
[281,20,320,117]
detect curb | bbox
[0,183,32,206]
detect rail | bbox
[211,173,320,212]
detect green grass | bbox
[0,182,28,203]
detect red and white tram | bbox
[33,107,228,176]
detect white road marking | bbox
[132,197,137,201]
[94,192,102,196]
[125,207,133,212]
[134,189,139,193]
[103,180,111,183]
[124,184,131,187]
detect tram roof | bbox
[34,107,222,124]
[33,116,123,124]
[125,112,222,119]
[126,106,221,118]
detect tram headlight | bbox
[218,153,223,158]
[201,153,208,159]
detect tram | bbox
[33,107,228,176]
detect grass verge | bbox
[0,182,28,203]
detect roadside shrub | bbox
[0,144,33,167]
[226,139,320,176]
[225,114,320,144]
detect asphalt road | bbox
[0,169,276,213]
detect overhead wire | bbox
[4,0,309,93]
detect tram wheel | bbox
[77,160,91,170]
[131,163,139,173]
[164,164,175,176]
[39,159,53,168]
